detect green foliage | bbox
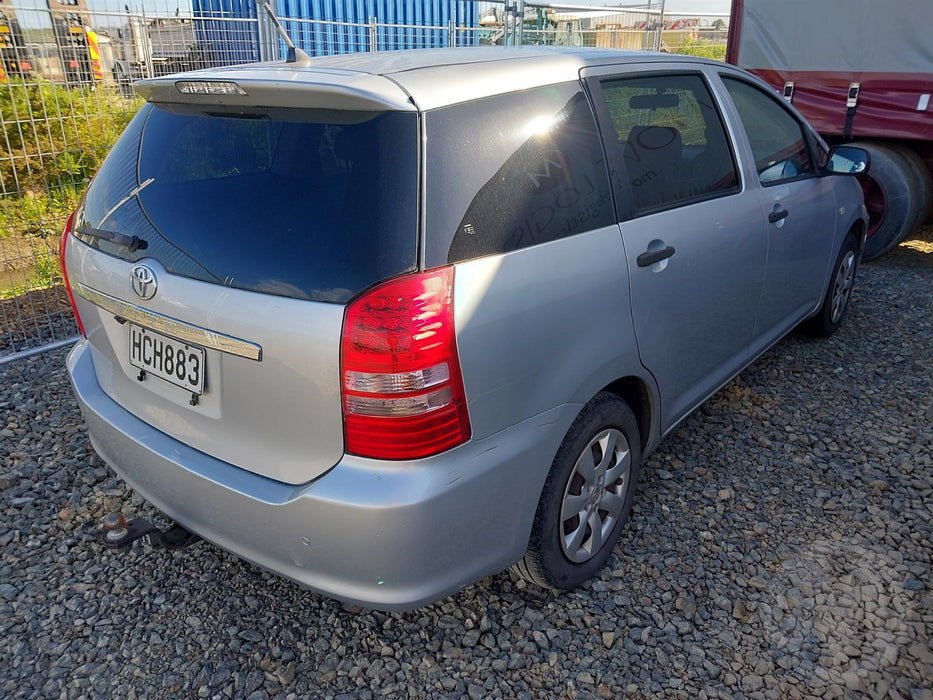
[32,247,60,287]
[0,183,82,239]
[0,247,60,299]
[0,79,141,296]
[0,79,138,195]
[672,38,727,61]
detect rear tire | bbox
[854,142,924,261]
[802,233,859,337]
[512,393,641,590]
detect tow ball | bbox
[100,512,200,551]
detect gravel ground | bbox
[1,227,931,699]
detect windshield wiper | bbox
[76,177,155,251]
[76,226,148,252]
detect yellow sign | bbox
[86,28,103,80]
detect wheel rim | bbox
[858,174,887,238]
[559,428,631,563]
[830,250,856,324]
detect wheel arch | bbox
[600,375,657,455]
[848,216,867,254]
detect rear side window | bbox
[76,104,418,303]
[598,73,739,216]
[424,84,614,266]
[721,77,813,185]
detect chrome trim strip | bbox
[74,283,262,361]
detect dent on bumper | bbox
[67,340,577,610]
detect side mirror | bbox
[826,146,870,175]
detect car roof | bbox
[136,46,721,112]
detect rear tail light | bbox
[59,210,86,338]
[341,267,471,460]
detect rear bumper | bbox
[67,340,577,610]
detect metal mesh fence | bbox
[0,0,727,362]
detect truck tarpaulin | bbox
[727,0,933,141]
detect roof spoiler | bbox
[135,73,416,112]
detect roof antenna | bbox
[260,1,312,65]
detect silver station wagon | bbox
[62,47,869,609]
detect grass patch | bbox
[672,38,727,61]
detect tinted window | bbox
[424,84,614,266]
[599,73,738,216]
[76,104,418,303]
[722,77,813,185]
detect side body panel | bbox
[583,63,769,433]
[454,224,651,443]
[617,196,766,432]
[750,177,837,341]
[708,71,838,344]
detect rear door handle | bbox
[637,245,676,267]
[768,208,789,223]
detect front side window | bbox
[424,84,614,266]
[721,76,814,186]
[599,73,739,216]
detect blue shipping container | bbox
[193,0,478,61]
[193,0,261,66]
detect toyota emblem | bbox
[130,264,157,300]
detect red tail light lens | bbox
[341,267,471,460]
[59,210,86,338]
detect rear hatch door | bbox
[67,81,419,484]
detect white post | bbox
[657,0,666,52]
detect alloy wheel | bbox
[559,428,631,563]
[831,250,856,324]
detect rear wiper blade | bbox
[77,177,155,252]
[76,226,148,252]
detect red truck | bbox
[728,0,932,259]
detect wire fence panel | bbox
[278,17,372,55]
[0,0,728,362]
[0,1,261,361]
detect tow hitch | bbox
[100,512,200,551]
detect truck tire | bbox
[853,142,924,261]
[891,145,933,232]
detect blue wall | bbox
[193,0,478,62]
[193,0,261,65]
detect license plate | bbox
[129,324,205,395]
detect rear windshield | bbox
[76,103,418,303]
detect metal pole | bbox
[369,17,378,52]
[656,0,666,51]
[0,337,80,367]
[516,0,525,46]
[141,5,152,78]
[503,5,511,46]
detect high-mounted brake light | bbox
[59,211,86,338]
[341,267,471,460]
[175,80,248,96]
